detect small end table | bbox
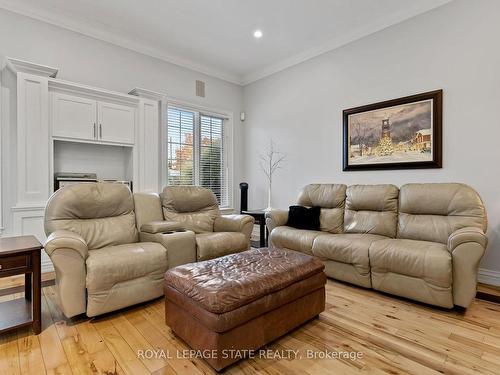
[0,235,42,335]
[241,209,268,248]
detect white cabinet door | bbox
[52,93,97,141]
[97,101,135,144]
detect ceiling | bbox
[0,0,451,85]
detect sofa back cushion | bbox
[398,183,487,243]
[45,183,138,249]
[297,184,347,233]
[344,184,399,238]
[160,186,220,233]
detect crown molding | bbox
[128,87,165,101]
[4,57,58,77]
[0,0,452,87]
[0,1,243,85]
[241,0,452,85]
[49,78,140,104]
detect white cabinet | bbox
[51,94,135,145]
[97,101,135,144]
[52,93,97,141]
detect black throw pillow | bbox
[286,205,321,230]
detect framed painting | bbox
[343,90,442,171]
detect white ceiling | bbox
[0,0,451,85]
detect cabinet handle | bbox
[0,264,2,270]
[93,122,96,139]
[99,124,102,138]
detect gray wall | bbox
[0,7,244,210]
[242,0,500,279]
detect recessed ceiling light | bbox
[253,30,263,39]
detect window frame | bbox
[161,98,234,211]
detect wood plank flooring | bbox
[1,280,500,374]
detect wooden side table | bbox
[0,236,43,335]
[242,209,268,248]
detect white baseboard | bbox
[478,268,500,286]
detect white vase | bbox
[264,182,273,211]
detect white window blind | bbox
[167,106,229,207]
[167,108,195,186]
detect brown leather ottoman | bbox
[164,247,326,371]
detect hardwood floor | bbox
[1,280,500,374]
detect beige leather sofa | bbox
[134,186,255,262]
[45,184,254,318]
[44,183,170,318]
[266,183,488,308]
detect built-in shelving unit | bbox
[0,57,162,272]
[52,140,134,191]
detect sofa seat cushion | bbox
[312,233,387,274]
[85,242,168,316]
[196,232,247,261]
[269,226,323,255]
[369,239,452,288]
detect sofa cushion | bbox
[312,233,387,275]
[160,186,220,233]
[369,238,452,288]
[269,226,324,255]
[85,242,168,316]
[196,232,247,261]
[286,205,320,230]
[45,183,139,249]
[297,184,347,234]
[319,208,344,234]
[344,184,399,238]
[398,183,487,244]
[86,242,167,290]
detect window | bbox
[166,106,229,207]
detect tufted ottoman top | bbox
[164,247,324,314]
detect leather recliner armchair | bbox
[44,183,170,318]
[134,186,255,262]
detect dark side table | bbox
[242,209,268,248]
[0,235,43,335]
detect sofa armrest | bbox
[214,215,255,248]
[140,230,196,269]
[448,227,488,251]
[265,209,289,233]
[214,214,254,232]
[447,227,488,308]
[45,230,88,259]
[140,221,185,234]
[44,230,88,318]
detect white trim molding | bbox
[128,87,164,101]
[5,57,58,78]
[0,0,452,86]
[0,2,241,85]
[478,268,500,287]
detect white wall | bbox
[0,7,244,209]
[242,0,500,277]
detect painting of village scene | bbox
[343,90,442,170]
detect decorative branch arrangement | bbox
[259,141,285,211]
